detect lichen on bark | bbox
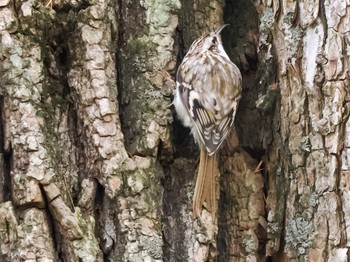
[1,0,350,261]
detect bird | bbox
[173,24,242,218]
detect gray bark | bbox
[0,0,349,261]
[259,0,350,261]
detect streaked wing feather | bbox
[192,105,235,155]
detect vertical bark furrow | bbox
[217,1,268,261]
[116,0,179,261]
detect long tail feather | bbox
[192,147,219,218]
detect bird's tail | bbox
[192,147,219,218]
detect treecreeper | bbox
[174,24,242,218]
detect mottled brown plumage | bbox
[174,25,242,218]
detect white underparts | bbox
[174,86,191,127]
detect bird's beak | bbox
[215,24,229,35]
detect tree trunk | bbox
[258,0,350,261]
[0,0,349,261]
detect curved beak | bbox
[215,24,230,35]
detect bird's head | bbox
[188,24,229,56]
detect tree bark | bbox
[258,0,350,261]
[0,0,349,261]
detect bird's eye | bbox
[212,37,217,44]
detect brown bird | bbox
[174,25,242,218]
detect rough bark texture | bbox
[0,0,350,261]
[259,0,350,261]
